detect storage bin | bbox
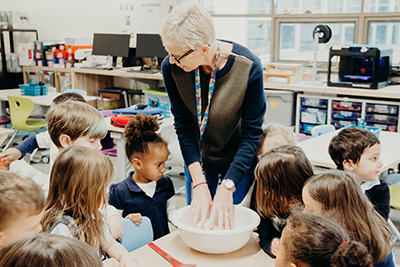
[332,100,362,111]
[331,119,356,129]
[366,103,399,115]
[300,97,328,108]
[332,110,361,120]
[19,79,48,96]
[264,90,295,126]
[299,123,316,134]
[300,107,327,124]
[365,114,398,125]
[366,123,397,132]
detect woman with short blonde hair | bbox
[160,1,266,230]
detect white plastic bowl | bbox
[172,205,260,254]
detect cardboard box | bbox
[96,98,125,110]
[18,43,35,66]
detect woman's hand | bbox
[126,213,142,225]
[189,183,212,228]
[209,183,234,230]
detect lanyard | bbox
[195,43,220,141]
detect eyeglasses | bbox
[170,49,194,64]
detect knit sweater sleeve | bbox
[162,57,201,166]
[15,135,39,159]
[224,58,266,185]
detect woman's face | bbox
[302,184,323,215]
[164,42,204,72]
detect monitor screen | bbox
[92,33,130,58]
[136,34,168,59]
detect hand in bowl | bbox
[209,183,234,230]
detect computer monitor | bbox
[135,34,168,59]
[92,33,130,67]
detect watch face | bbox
[224,180,235,189]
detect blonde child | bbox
[275,213,373,267]
[303,170,393,267]
[329,127,389,220]
[42,146,138,267]
[0,171,45,249]
[46,100,123,240]
[108,113,176,240]
[1,92,86,168]
[258,123,297,156]
[254,144,314,258]
[0,233,102,267]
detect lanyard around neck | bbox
[195,43,220,141]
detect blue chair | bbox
[311,124,335,137]
[118,216,153,252]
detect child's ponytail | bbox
[331,241,373,267]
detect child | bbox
[41,146,138,267]
[45,100,123,240]
[1,92,86,169]
[258,123,297,156]
[254,144,314,258]
[240,123,297,208]
[328,127,390,220]
[303,170,393,266]
[0,233,102,267]
[0,171,45,249]
[275,212,373,267]
[108,113,176,240]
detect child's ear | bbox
[343,159,355,171]
[0,232,3,247]
[59,134,72,148]
[131,158,142,171]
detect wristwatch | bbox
[221,179,236,192]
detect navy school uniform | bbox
[108,172,175,240]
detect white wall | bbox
[1,0,177,42]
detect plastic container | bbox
[365,114,398,125]
[300,107,327,124]
[332,110,361,120]
[332,100,362,111]
[366,103,399,115]
[366,123,397,132]
[172,205,260,254]
[300,97,328,108]
[331,119,356,129]
[19,79,48,96]
[299,123,317,134]
[264,90,295,126]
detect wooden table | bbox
[297,130,400,172]
[0,89,97,106]
[130,231,274,267]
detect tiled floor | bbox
[20,149,400,264]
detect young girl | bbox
[275,212,373,267]
[108,113,175,240]
[254,144,314,258]
[303,170,393,267]
[0,233,103,267]
[42,146,137,267]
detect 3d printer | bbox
[327,46,392,89]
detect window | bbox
[279,23,355,62]
[203,0,271,14]
[275,0,361,14]
[364,0,400,12]
[368,21,400,63]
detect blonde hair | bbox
[47,101,107,148]
[42,146,114,249]
[160,1,215,51]
[0,171,45,231]
[305,170,391,263]
[258,123,297,155]
[255,144,313,217]
[0,233,102,267]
